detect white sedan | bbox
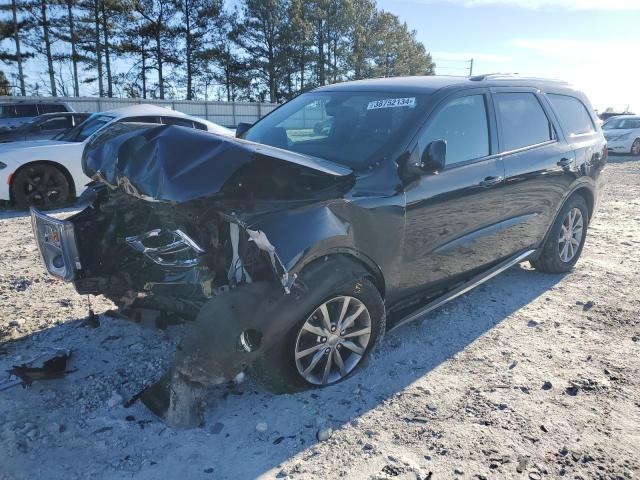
[0,104,233,208]
[602,115,640,156]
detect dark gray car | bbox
[0,101,73,130]
[0,112,90,143]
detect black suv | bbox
[30,75,606,426]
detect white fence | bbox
[0,96,279,128]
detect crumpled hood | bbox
[83,124,353,203]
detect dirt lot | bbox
[0,156,639,480]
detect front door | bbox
[400,89,506,297]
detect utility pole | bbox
[11,0,26,96]
[469,58,474,77]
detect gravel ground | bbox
[0,156,639,480]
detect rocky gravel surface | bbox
[0,156,639,480]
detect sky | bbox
[2,0,639,111]
[378,0,640,112]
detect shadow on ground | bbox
[0,262,565,479]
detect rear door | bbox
[545,93,603,177]
[491,88,575,256]
[401,88,506,295]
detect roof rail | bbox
[469,73,569,84]
[469,73,517,81]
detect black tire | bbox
[12,163,71,210]
[252,258,386,394]
[630,138,640,156]
[531,194,589,274]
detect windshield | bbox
[59,114,113,142]
[244,91,430,169]
[603,117,640,130]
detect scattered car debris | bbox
[2,348,72,390]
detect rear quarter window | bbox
[161,116,195,128]
[40,104,69,114]
[547,94,596,136]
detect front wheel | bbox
[252,260,385,393]
[12,164,71,210]
[630,138,640,156]
[531,194,589,274]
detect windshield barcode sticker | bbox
[367,97,416,110]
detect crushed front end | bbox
[30,124,355,427]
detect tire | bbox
[252,258,385,393]
[630,138,640,156]
[12,163,71,210]
[531,194,589,274]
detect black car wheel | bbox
[630,138,640,156]
[531,194,589,274]
[252,258,385,393]
[12,164,71,210]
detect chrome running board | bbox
[390,249,536,331]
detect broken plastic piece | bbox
[7,348,72,387]
[228,222,251,285]
[246,228,296,293]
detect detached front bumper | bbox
[30,207,81,281]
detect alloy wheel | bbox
[294,295,372,386]
[558,207,584,263]
[631,139,640,156]
[19,166,67,208]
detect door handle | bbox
[557,157,572,168]
[479,175,503,187]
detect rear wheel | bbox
[531,194,589,273]
[630,138,640,156]
[12,164,71,210]
[252,260,385,393]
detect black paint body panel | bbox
[81,76,607,315]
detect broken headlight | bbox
[30,208,82,281]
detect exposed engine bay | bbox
[71,186,287,320]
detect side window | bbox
[14,104,39,118]
[0,105,16,118]
[193,121,208,131]
[40,104,68,114]
[420,94,490,165]
[161,116,195,128]
[547,94,595,136]
[495,93,554,151]
[119,116,161,124]
[40,117,72,131]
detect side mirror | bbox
[421,139,446,173]
[235,122,253,138]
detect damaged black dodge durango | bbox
[31,75,606,426]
